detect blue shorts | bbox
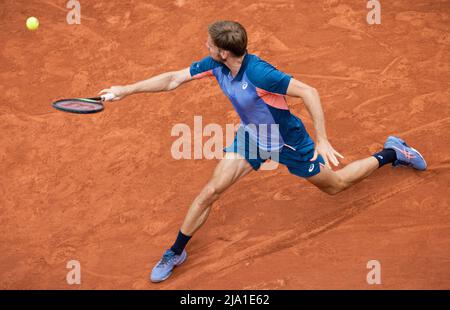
[223,127,325,178]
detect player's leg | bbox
[180,152,254,236]
[150,152,254,282]
[306,156,379,195]
[306,135,427,195]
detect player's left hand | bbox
[311,139,344,169]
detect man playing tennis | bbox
[100,21,427,283]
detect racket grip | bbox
[101,93,116,101]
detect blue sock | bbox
[373,149,397,167]
[170,230,191,255]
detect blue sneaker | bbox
[384,136,427,170]
[150,249,187,283]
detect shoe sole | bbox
[150,252,188,283]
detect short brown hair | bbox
[208,21,248,57]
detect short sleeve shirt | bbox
[190,53,305,150]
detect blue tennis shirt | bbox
[190,53,308,151]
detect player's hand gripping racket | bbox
[52,93,116,114]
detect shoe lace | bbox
[159,251,176,266]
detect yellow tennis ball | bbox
[26,17,39,31]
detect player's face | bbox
[206,35,225,62]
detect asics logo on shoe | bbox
[392,146,416,159]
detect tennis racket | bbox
[52,93,116,114]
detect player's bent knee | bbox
[199,184,220,205]
[205,185,219,198]
[317,178,347,196]
[327,179,349,195]
[323,187,340,196]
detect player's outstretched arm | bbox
[99,67,193,101]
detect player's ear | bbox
[219,49,228,60]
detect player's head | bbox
[206,20,247,62]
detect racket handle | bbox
[101,93,116,101]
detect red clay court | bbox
[0,0,449,289]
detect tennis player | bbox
[100,21,427,283]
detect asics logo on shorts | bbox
[308,163,314,172]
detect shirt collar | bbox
[221,51,249,82]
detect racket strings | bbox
[53,98,104,114]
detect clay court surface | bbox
[1,0,449,289]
